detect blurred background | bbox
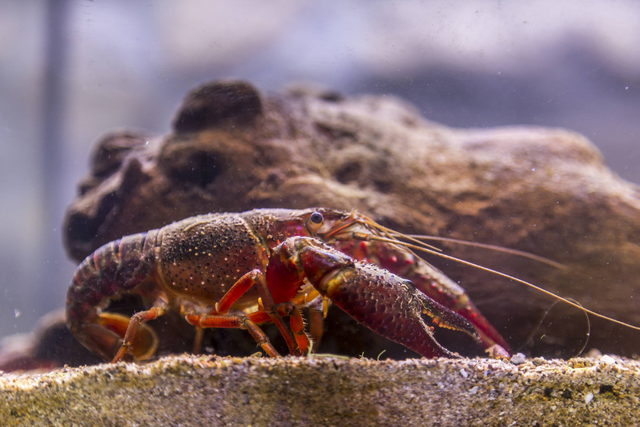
[0,0,638,339]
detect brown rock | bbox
[63,80,640,358]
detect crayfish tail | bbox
[66,231,158,325]
[66,231,159,361]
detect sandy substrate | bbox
[0,354,638,426]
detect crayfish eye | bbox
[307,211,324,233]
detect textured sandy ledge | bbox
[0,355,638,426]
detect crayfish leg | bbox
[184,313,281,357]
[214,270,263,314]
[243,319,281,357]
[209,269,303,357]
[307,299,325,352]
[245,302,312,355]
[276,302,311,354]
[73,312,159,362]
[111,300,168,363]
[289,289,324,352]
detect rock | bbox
[0,355,638,426]
[63,80,640,358]
[510,353,527,365]
[0,310,101,372]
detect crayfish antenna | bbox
[518,298,592,358]
[360,219,443,253]
[391,240,640,333]
[365,219,564,270]
[395,233,566,270]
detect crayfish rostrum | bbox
[66,208,513,362]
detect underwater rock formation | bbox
[63,80,640,357]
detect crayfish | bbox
[68,208,600,362]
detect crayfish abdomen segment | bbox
[66,231,160,361]
[67,231,159,323]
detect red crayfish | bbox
[67,208,569,362]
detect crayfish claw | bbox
[302,250,476,358]
[415,291,482,345]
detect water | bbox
[0,0,638,365]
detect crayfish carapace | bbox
[68,208,621,362]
